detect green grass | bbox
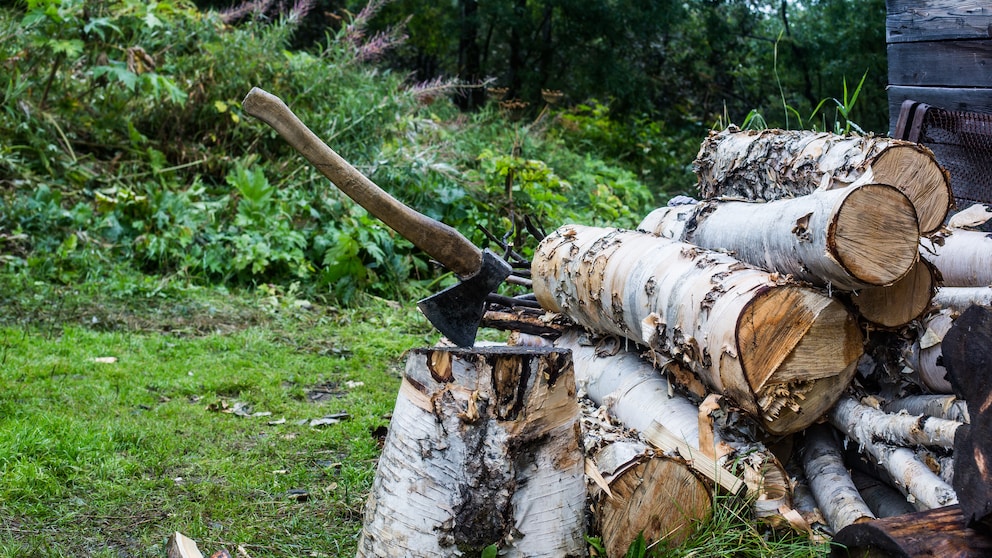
[0,280,436,557]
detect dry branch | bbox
[638,184,920,290]
[883,394,970,424]
[829,394,962,450]
[693,127,951,234]
[532,225,863,435]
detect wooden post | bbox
[357,346,586,557]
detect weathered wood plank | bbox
[830,505,992,557]
[887,0,992,43]
[887,86,992,134]
[888,40,992,87]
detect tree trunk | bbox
[801,423,876,533]
[922,229,992,287]
[693,126,951,234]
[357,346,586,557]
[586,437,712,558]
[830,505,992,558]
[829,394,962,450]
[532,225,863,435]
[843,258,936,328]
[638,183,920,291]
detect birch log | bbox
[850,470,916,519]
[587,438,712,558]
[901,309,955,394]
[801,423,876,533]
[829,394,963,450]
[922,229,992,287]
[357,346,586,557]
[844,257,936,328]
[638,184,920,290]
[883,394,970,424]
[932,286,992,314]
[693,126,952,234]
[532,225,864,435]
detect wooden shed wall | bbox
[886,1,992,134]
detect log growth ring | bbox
[831,183,919,286]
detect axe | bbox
[242,87,512,347]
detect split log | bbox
[532,225,864,435]
[587,438,712,558]
[941,305,992,534]
[167,533,204,558]
[829,395,962,450]
[850,470,916,519]
[830,505,992,558]
[801,423,876,533]
[844,258,936,328]
[882,394,970,424]
[921,229,992,287]
[932,286,992,314]
[693,127,952,234]
[357,346,586,557]
[638,183,920,290]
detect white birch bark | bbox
[902,309,955,393]
[882,394,970,424]
[829,395,962,449]
[357,347,586,557]
[532,225,863,435]
[693,126,951,234]
[801,424,876,532]
[931,286,992,314]
[921,229,992,287]
[850,470,916,519]
[638,183,920,290]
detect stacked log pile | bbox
[503,127,990,555]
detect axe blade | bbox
[417,250,513,347]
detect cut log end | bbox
[738,287,863,435]
[832,183,919,286]
[849,259,937,328]
[871,145,952,235]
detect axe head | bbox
[417,249,513,347]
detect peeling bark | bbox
[801,423,876,533]
[693,126,951,234]
[922,229,992,287]
[357,346,586,557]
[532,225,863,435]
[829,394,962,450]
[639,184,920,290]
[932,286,992,314]
[882,394,970,424]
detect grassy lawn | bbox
[0,281,436,557]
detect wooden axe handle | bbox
[242,87,482,278]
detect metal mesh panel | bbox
[917,107,992,208]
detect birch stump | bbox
[357,346,586,557]
[532,225,863,435]
[693,127,952,234]
[638,183,920,291]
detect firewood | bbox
[901,309,955,394]
[844,258,936,328]
[801,423,876,533]
[922,229,992,287]
[357,346,586,557]
[639,183,920,291]
[532,225,863,435]
[940,305,992,534]
[850,470,916,519]
[167,532,204,558]
[883,395,970,424]
[693,126,952,234]
[586,436,712,557]
[829,394,962,450]
[932,286,992,314]
[830,505,992,558]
